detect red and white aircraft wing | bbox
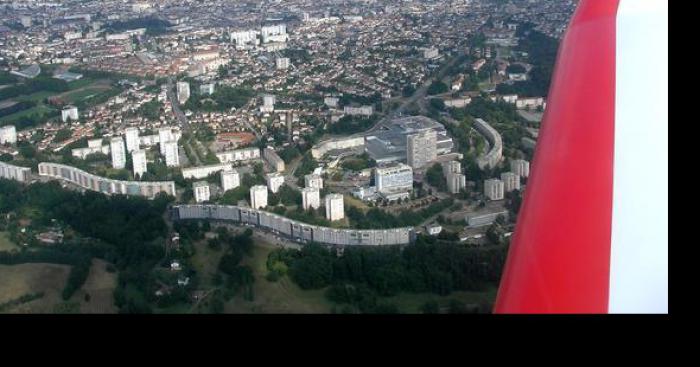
[494,0,668,314]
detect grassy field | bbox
[224,241,334,314]
[0,231,19,252]
[68,259,118,313]
[0,263,71,313]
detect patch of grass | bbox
[68,259,118,313]
[0,231,19,252]
[384,288,498,314]
[224,240,333,314]
[0,263,71,313]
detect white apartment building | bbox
[343,105,373,116]
[261,94,275,113]
[221,169,240,192]
[158,127,175,155]
[177,81,190,105]
[510,159,530,178]
[266,173,285,194]
[124,127,140,152]
[132,149,147,178]
[0,125,17,144]
[305,174,323,189]
[302,187,320,210]
[501,172,521,192]
[325,194,345,221]
[216,147,260,163]
[61,105,79,122]
[200,83,215,95]
[263,147,285,172]
[407,130,437,169]
[375,163,413,195]
[276,57,290,70]
[250,185,268,209]
[110,137,126,169]
[163,141,180,167]
[193,181,210,203]
[484,178,505,201]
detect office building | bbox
[266,172,285,194]
[110,137,126,169]
[176,82,190,104]
[250,185,268,209]
[406,130,437,169]
[221,169,240,192]
[375,163,413,196]
[125,127,140,152]
[163,141,180,167]
[193,181,210,203]
[511,159,530,178]
[61,105,79,122]
[305,174,323,189]
[132,149,147,178]
[484,179,505,200]
[325,194,344,221]
[302,187,320,210]
[0,125,17,145]
[501,172,521,192]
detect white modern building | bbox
[501,172,521,192]
[407,130,437,169]
[276,57,290,70]
[216,147,260,163]
[325,193,344,221]
[375,163,413,197]
[181,163,232,179]
[0,125,17,145]
[305,174,323,189]
[266,172,285,194]
[193,181,210,203]
[176,81,190,105]
[510,159,530,178]
[443,160,466,194]
[343,105,373,116]
[250,185,268,209]
[132,149,147,178]
[484,178,505,201]
[263,147,285,172]
[221,169,240,192]
[424,47,439,60]
[0,161,31,182]
[124,127,140,152]
[158,127,175,155]
[261,94,275,113]
[61,105,79,122]
[110,137,126,169]
[163,140,180,167]
[302,187,321,210]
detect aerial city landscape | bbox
[0,0,579,314]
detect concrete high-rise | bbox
[61,105,79,122]
[510,159,530,178]
[266,172,285,194]
[501,172,521,192]
[221,169,240,192]
[125,127,140,152]
[158,127,174,155]
[484,179,505,201]
[302,187,320,210]
[132,149,147,178]
[110,137,126,169]
[407,130,437,169]
[325,193,344,221]
[0,125,17,145]
[304,174,323,189]
[193,181,210,203]
[163,141,180,167]
[375,163,413,195]
[250,185,268,209]
[177,82,190,104]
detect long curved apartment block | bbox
[173,204,415,247]
[38,162,176,199]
